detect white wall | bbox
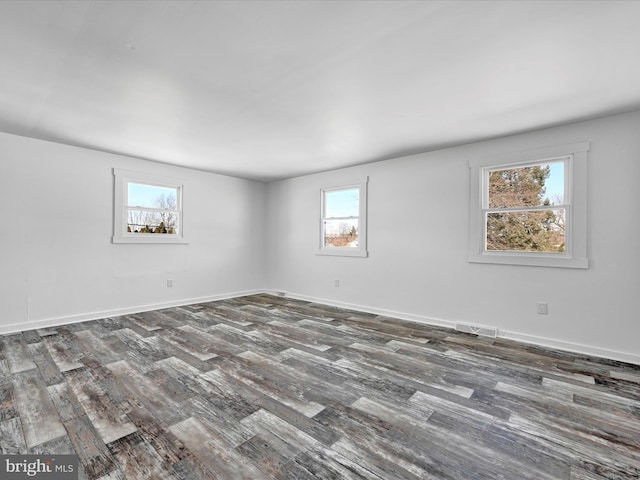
[0,132,266,333]
[3,111,639,363]
[266,110,640,364]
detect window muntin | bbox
[113,169,186,244]
[319,178,368,257]
[468,142,588,268]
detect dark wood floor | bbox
[1,294,639,479]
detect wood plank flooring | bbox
[1,294,639,479]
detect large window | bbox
[486,160,566,252]
[468,142,589,268]
[318,178,368,257]
[113,169,186,244]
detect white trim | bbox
[470,141,591,167]
[113,168,188,244]
[318,177,369,258]
[268,290,457,329]
[468,142,589,268]
[499,330,640,367]
[316,247,369,258]
[3,288,638,366]
[266,290,640,366]
[0,289,264,336]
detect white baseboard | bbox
[270,290,457,330]
[498,330,640,366]
[5,288,639,366]
[268,290,640,366]
[0,289,265,336]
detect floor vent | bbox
[455,323,498,338]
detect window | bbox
[318,177,368,257]
[113,168,186,244]
[468,142,589,268]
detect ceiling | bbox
[2,1,640,182]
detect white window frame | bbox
[468,142,589,268]
[112,168,187,244]
[318,177,368,258]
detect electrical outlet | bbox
[167,279,173,288]
[334,280,340,287]
[537,302,548,315]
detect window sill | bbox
[468,251,588,269]
[112,235,189,245]
[317,248,368,258]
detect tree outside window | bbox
[485,162,565,252]
[126,184,179,235]
[112,168,186,244]
[468,141,589,269]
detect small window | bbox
[113,169,186,244]
[318,178,368,257]
[469,142,588,268]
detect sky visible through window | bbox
[128,182,177,208]
[545,162,564,203]
[127,164,561,216]
[325,188,359,218]
[323,163,563,216]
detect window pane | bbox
[127,209,178,234]
[323,219,359,247]
[325,188,359,218]
[488,161,564,208]
[486,209,565,252]
[128,183,177,209]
